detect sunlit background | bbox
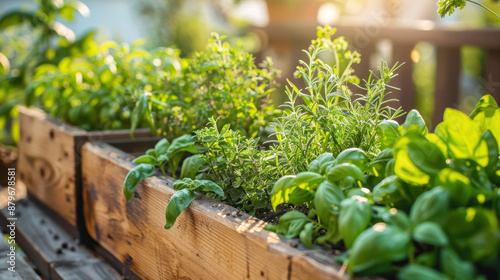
[1,0,500,133]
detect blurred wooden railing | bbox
[257,21,500,126]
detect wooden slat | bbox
[391,42,416,117]
[82,142,345,280]
[17,106,155,241]
[0,233,41,279]
[18,106,86,227]
[485,49,500,103]
[262,21,500,49]
[0,198,122,280]
[432,46,461,127]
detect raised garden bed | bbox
[81,141,347,280]
[17,106,156,235]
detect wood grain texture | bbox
[82,142,346,280]
[0,230,41,280]
[0,198,121,280]
[17,106,153,232]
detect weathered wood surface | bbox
[17,106,153,232]
[0,230,41,279]
[0,198,122,280]
[82,142,347,280]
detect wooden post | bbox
[433,46,461,127]
[485,49,500,103]
[391,43,415,120]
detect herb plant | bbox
[123,26,405,231]
[437,0,500,19]
[267,95,500,279]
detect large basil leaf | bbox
[164,188,196,229]
[410,187,449,226]
[398,264,450,280]
[308,153,335,173]
[377,120,400,150]
[154,138,170,156]
[273,211,309,239]
[326,163,365,184]
[373,175,404,204]
[314,181,344,228]
[270,176,314,211]
[435,108,489,167]
[299,222,314,248]
[339,196,372,248]
[335,148,368,170]
[434,168,473,207]
[123,163,156,201]
[180,154,205,179]
[469,94,498,119]
[132,154,158,165]
[440,248,475,280]
[347,223,411,275]
[413,221,448,246]
[293,171,325,192]
[400,109,428,136]
[393,134,431,185]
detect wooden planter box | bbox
[17,106,156,237]
[82,141,346,280]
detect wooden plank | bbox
[485,49,500,103]
[261,21,500,49]
[0,232,41,279]
[391,42,416,118]
[82,142,346,280]
[18,106,86,227]
[432,47,461,127]
[17,106,154,240]
[0,198,122,280]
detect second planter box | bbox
[81,141,346,280]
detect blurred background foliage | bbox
[1,0,500,146]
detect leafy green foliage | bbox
[270,26,404,177]
[268,95,500,279]
[0,0,91,145]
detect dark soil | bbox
[0,146,17,187]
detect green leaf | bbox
[164,188,196,229]
[132,155,158,165]
[154,138,170,157]
[368,148,393,177]
[130,94,149,137]
[299,222,314,248]
[347,224,411,275]
[339,196,372,248]
[167,134,198,155]
[173,178,194,190]
[434,168,473,207]
[180,155,205,179]
[435,108,489,167]
[373,175,404,204]
[195,180,224,196]
[381,208,411,230]
[469,94,498,119]
[274,211,309,239]
[482,130,499,171]
[293,172,325,191]
[400,109,428,136]
[326,163,365,184]
[394,133,441,185]
[314,181,344,228]
[377,120,400,149]
[270,176,314,211]
[398,264,450,280]
[413,221,448,246]
[335,148,368,170]
[308,153,335,173]
[440,248,475,280]
[123,164,156,201]
[410,187,449,226]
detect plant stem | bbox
[467,0,500,20]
